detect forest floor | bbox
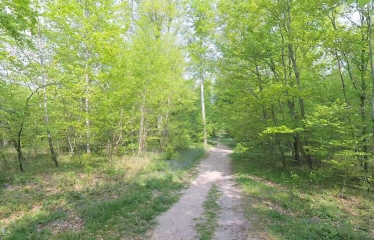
[150,143,264,240]
[0,147,205,239]
[2,139,372,240]
[232,150,374,240]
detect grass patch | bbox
[0,146,204,239]
[167,147,205,171]
[195,184,221,240]
[220,136,236,148]
[207,132,236,149]
[231,152,374,240]
[207,136,219,147]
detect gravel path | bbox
[151,144,257,240]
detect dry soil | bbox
[150,144,259,240]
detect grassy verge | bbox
[195,184,221,240]
[231,152,374,240]
[0,147,204,240]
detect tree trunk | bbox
[367,3,374,171]
[200,62,207,146]
[285,1,312,169]
[359,12,369,170]
[138,89,147,156]
[288,45,313,169]
[270,105,286,167]
[293,135,300,165]
[288,44,306,118]
[116,106,124,146]
[67,133,74,155]
[330,12,349,104]
[85,71,91,154]
[157,114,164,150]
[14,124,25,171]
[83,2,91,155]
[83,41,91,155]
[280,27,300,165]
[336,53,348,104]
[37,13,58,167]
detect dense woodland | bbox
[1,0,208,170]
[1,0,374,239]
[2,0,374,192]
[215,0,374,192]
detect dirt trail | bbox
[151,144,258,240]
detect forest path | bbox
[150,144,258,240]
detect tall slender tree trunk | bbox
[288,44,306,119]
[14,122,25,171]
[285,2,312,169]
[330,13,349,104]
[280,26,300,165]
[336,54,348,103]
[84,1,91,155]
[359,12,369,170]
[367,3,374,172]
[200,77,207,146]
[200,60,207,146]
[157,98,171,151]
[67,129,74,155]
[359,61,368,171]
[164,95,172,145]
[37,16,58,166]
[138,89,147,156]
[84,70,91,154]
[288,44,313,170]
[116,105,124,146]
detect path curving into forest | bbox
[150,144,258,240]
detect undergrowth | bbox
[0,147,204,239]
[231,151,374,240]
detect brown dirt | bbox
[150,144,261,240]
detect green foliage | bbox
[262,126,303,135]
[2,0,374,238]
[232,152,374,239]
[0,0,36,44]
[212,0,374,184]
[1,0,202,170]
[347,0,371,7]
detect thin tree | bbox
[36,7,58,166]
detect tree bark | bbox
[14,124,25,171]
[138,88,147,156]
[84,2,91,155]
[284,0,313,169]
[280,26,300,165]
[37,17,58,167]
[359,11,369,170]
[84,71,91,154]
[200,59,207,146]
[329,12,349,104]
[367,3,374,171]
[289,43,313,169]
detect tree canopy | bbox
[0,0,373,193]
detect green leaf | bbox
[358,0,371,7]
[346,0,355,5]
